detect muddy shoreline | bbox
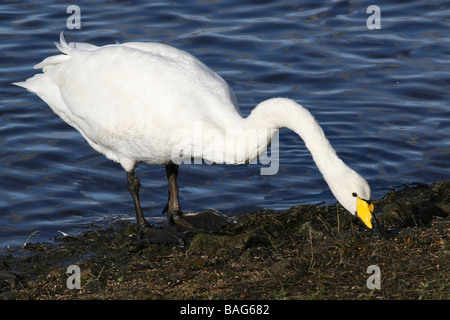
[1,181,448,300]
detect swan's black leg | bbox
[165,162,180,215]
[164,162,230,231]
[127,169,182,243]
[127,169,149,230]
[164,162,193,228]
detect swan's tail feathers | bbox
[12,74,44,93]
[33,54,71,70]
[32,31,99,71]
[55,31,98,55]
[54,30,71,55]
[14,32,100,91]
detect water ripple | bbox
[1,0,449,247]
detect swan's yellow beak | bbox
[356,196,374,229]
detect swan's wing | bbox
[14,34,243,167]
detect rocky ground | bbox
[1,181,448,300]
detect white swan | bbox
[14,32,375,241]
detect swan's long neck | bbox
[243,98,351,186]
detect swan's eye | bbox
[352,192,357,197]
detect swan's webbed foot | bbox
[163,163,230,232]
[137,224,184,245]
[170,210,230,232]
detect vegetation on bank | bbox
[1,181,448,300]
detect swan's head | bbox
[330,169,374,229]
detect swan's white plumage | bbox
[14,32,373,220]
[16,33,242,171]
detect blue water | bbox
[1,0,449,248]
